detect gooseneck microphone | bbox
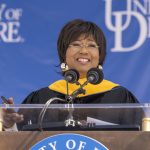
[38,68,104,129]
[63,69,79,83]
[63,68,103,127]
[63,69,83,103]
[87,68,104,85]
[65,68,104,102]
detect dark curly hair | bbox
[57,19,106,66]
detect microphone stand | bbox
[38,97,66,131]
[65,103,76,127]
[65,81,88,127]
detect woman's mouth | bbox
[77,58,90,63]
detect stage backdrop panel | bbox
[0,0,150,103]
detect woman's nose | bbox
[79,45,88,54]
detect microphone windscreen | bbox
[63,69,79,83]
[87,68,104,84]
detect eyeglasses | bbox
[68,43,99,51]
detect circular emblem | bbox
[30,133,108,150]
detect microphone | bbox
[38,70,80,129]
[64,68,103,127]
[87,68,104,84]
[63,69,79,83]
[68,68,104,101]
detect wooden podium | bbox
[0,131,150,150]
[0,103,149,149]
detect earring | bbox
[98,65,103,70]
[61,63,69,72]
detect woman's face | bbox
[66,35,99,78]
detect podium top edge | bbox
[0,103,150,109]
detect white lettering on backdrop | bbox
[0,3,24,43]
[105,0,150,52]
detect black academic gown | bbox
[18,79,142,130]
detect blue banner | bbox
[0,0,150,103]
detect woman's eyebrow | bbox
[73,39,95,42]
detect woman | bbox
[3,19,140,130]
[22,19,138,104]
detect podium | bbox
[0,131,150,150]
[0,103,150,149]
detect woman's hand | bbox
[2,97,24,128]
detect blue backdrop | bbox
[0,0,150,103]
